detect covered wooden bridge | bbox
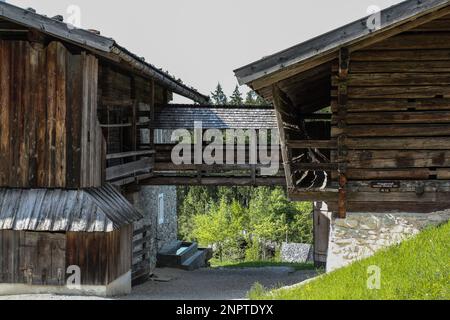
[103,104,285,187]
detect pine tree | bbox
[244,90,268,106]
[211,83,228,105]
[229,85,244,105]
[245,90,256,105]
[254,93,268,106]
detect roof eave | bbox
[0,2,209,104]
[234,0,450,86]
[111,45,209,104]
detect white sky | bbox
[9,0,403,102]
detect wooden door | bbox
[19,232,66,286]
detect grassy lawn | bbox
[249,221,450,300]
[210,259,316,271]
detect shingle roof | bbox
[235,0,450,85]
[154,105,278,129]
[0,184,142,232]
[0,2,209,103]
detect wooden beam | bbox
[291,163,339,171]
[100,123,132,128]
[289,190,339,202]
[100,98,134,107]
[106,158,153,181]
[332,124,450,138]
[332,98,450,113]
[345,137,450,150]
[106,150,155,160]
[287,140,337,149]
[139,176,286,186]
[153,162,277,172]
[273,85,294,189]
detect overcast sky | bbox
[10,0,403,102]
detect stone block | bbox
[281,243,313,263]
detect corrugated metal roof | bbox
[235,0,450,85]
[154,105,278,129]
[0,184,142,232]
[0,2,209,103]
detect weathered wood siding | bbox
[0,227,132,286]
[0,40,103,189]
[0,230,65,285]
[66,225,132,285]
[329,16,450,212]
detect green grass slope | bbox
[249,221,450,300]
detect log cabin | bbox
[0,2,208,295]
[235,0,450,269]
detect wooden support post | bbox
[146,79,156,179]
[272,85,294,190]
[131,76,138,162]
[132,101,137,160]
[149,79,155,150]
[337,48,349,219]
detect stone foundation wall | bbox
[327,210,450,272]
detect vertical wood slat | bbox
[27,43,41,187]
[1,40,102,189]
[88,55,94,187]
[46,42,57,188]
[79,53,101,188]
[10,41,21,187]
[66,54,82,188]
[36,43,48,187]
[149,79,155,149]
[80,52,89,187]
[0,40,11,186]
[55,42,67,188]
[337,48,349,219]
[20,41,31,187]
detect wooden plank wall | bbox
[79,53,104,188]
[97,63,167,182]
[66,225,132,286]
[329,16,450,212]
[0,39,103,189]
[0,230,65,285]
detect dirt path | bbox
[0,267,317,300]
[127,267,316,300]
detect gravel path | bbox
[0,267,317,300]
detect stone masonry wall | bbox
[327,210,450,272]
[127,186,178,272]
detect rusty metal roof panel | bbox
[0,184,142,232]
[155,105,278,129]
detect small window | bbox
[158,193,165,225]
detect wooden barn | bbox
[0,185,141,296]
[235,0,450,268]
[0,2,207,295]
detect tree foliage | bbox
[211,83,228,105]
[178,82,311,262]
[180,186,313,262]
[229,85,244,105]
